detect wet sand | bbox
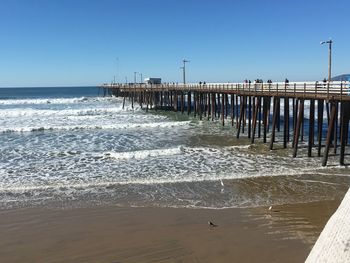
[0,199,342,263]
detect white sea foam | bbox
[105,146,183,160]
[0,106,137,118]
[0,121,191,133]
[0,96,115,105]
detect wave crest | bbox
[0,121,190,133]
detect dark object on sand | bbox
[208,221,218,227]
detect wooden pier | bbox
[101,81,350,166]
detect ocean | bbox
[0,86,349,209]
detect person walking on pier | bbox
[285,78,289,88]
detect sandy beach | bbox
[0,199,342,263]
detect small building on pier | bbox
[145,78,162,84]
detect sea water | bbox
[0,87,349,209]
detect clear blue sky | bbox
[0,0,349,87]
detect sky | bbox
[0,0,349,87]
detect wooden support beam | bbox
[225,94,229,119]
[263,97,269,143]
[266,97,271,132]
[317,100,324,157]
[193,92,197,117]
[292,99,299,147]
[236,94,239,129]
[221,93,225,126]
[308,99,315,157]
[187,92,191,115]
[251,96,261,143]
[301,105,304,141]
[160,91,163,107]
[211,93,215,121]
[283,97,289,148]
[248,96,252,138]
[242,96,246,134]
[199,93,203,120]
[217,93,221,119]
[322,102,337,166]
[150,91,154,109]
[277,98,281,132]
[207,92,211,121]
[231,94,234,126]
[122,96,126,109]
[286,98,290,142]
[326,102,330,125]
[340,102,350,165]
[293,99,304,158]
[131,92,134,109]
[334,103,338,154]
[203,93,207,117]
[236,96,245,138]
[258,98,262,138]
[181,92,184,113]
[146,92,149,112]
[270,97,278,150]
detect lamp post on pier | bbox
[182,59,189,85]
[320,39,333,81]
[134,72,138,84]
[139,73,143,84]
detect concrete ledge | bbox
[306,188,350,263]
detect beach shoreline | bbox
[0,199,342,263]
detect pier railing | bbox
[103,81,350,101]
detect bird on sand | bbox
[208,221,218,227]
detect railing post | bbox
[276,83,279,95]
[327,82,330,100]
[315,82,317,99]
[284,82,287,95]
[340,82,343,100]
[294,83,296,96]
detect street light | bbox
[182,59,190,85]
[320,39,332,81]
[134,71,138,84]
[139,72,143,84]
